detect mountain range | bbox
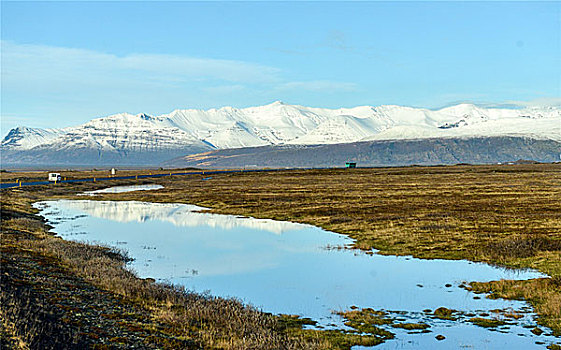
[2,102,560,167]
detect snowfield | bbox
[2,102,559,163]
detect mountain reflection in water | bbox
[35,199,557,350]
[58,200,303,234]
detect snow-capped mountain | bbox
[2,126,65,150]
[2,102,560,166]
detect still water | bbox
[35,189,559,349]
[79,184,164,196]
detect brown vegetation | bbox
[0,191,370,349]
[2,163,560,345]
[468,277,561,336]
[94,164,560,334]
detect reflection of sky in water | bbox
[35,199,559,349]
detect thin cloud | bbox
[1,40,361,132]
[1,41,359,97]
[500,97,561,108]
[119,54,281,84]
[0,41,282,90]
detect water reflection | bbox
[79,184,164,196]
[54,200,303,234]
[35,199,557,349]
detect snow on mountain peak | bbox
[2,103,560,157]
[1,126,64,150]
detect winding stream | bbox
[34,186,559,349]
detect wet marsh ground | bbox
[87,164,561,335]
[2,191,380,349]
[1,163,560,348]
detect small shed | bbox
[345,162,357,168]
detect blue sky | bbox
[1,1,560,134]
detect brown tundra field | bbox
[1,164,560,349]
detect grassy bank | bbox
[2,163,560,346]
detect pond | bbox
[35,192,558,349]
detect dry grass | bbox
[468,278,561,336]
[0,190,377,349]
[83,164,560,333]
[2,163,560,342]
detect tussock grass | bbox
[391,322,430,330]
[468,317,507,328]
[334,309,395,345]
[469,278,561,336]
[90,164,560,334]
[23,238,326,348]
[0,189,374,349]
[432,307,457,321]
[484,235,561,259]
[2,163,560,343]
